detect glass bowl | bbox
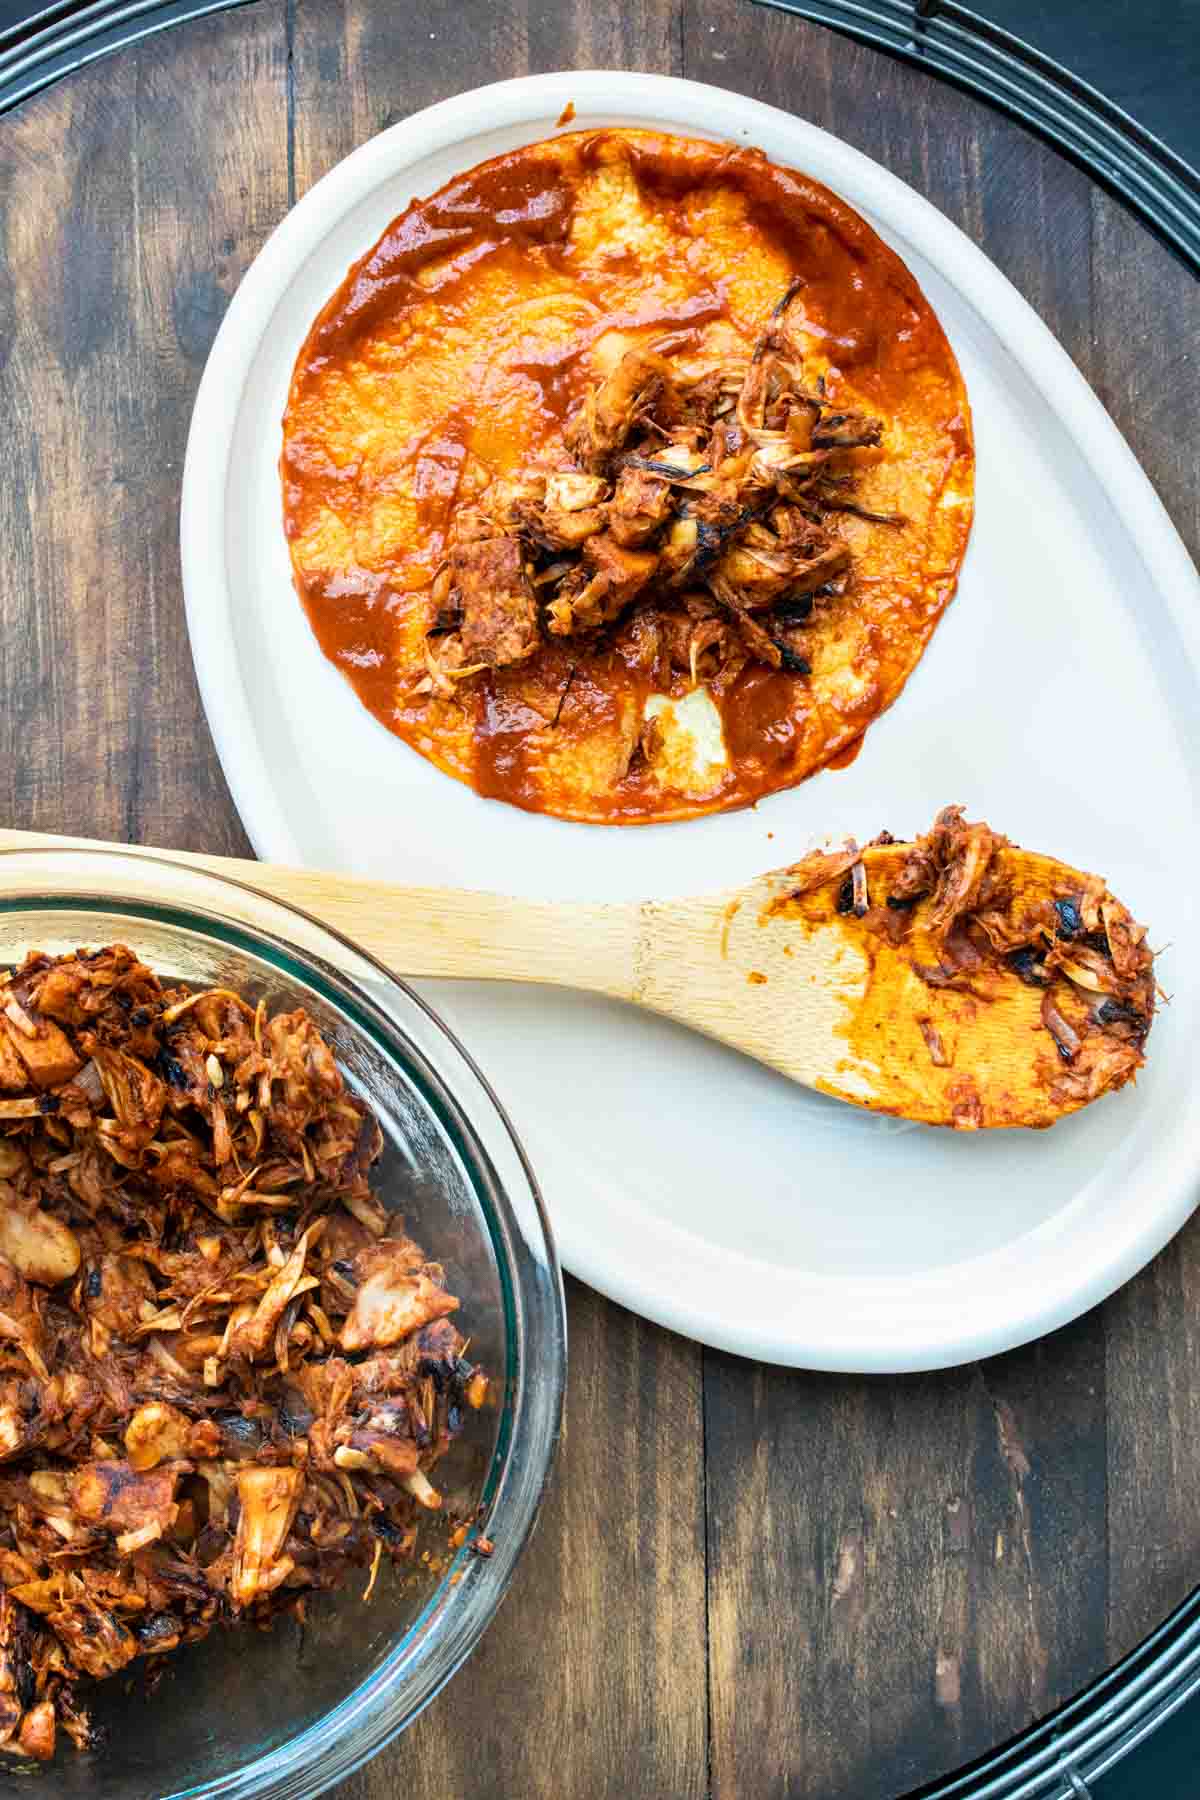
[0,845,566,1800]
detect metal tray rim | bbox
[2,1,1198,1791]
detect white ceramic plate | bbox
[181,72,1200,1372]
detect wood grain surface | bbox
[1,3,1198,1795]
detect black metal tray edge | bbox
[3,1,1200,1793]
[4,0,1200,282]
[912,1587,1200,1796]
[756,0,1200,277]
[0,0,257,110]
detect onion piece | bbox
[146,1335,195,1385]
[1057,956,1117,995]
[73,1060,104,1105]
[3,999,37,1039]
[917,1018,950,1068]
[403,1469,442,1510]
[1041,991,1081,1061]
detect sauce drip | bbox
[827,733,865,771]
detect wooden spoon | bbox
[0,824,1153,1130]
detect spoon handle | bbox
[0,827,641,998]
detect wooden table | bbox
[1,4,1199,1794]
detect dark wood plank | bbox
[0,4,290,857]
[289,0,684,199]
[288,8,708,1797]
[1088,190,1200,563]
[705,1315,1108,1800]
[1088,191,1200,1669]
[680,6,1194,1796]
[1104,1226,1200,1665]
[338,1279,707,1800]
